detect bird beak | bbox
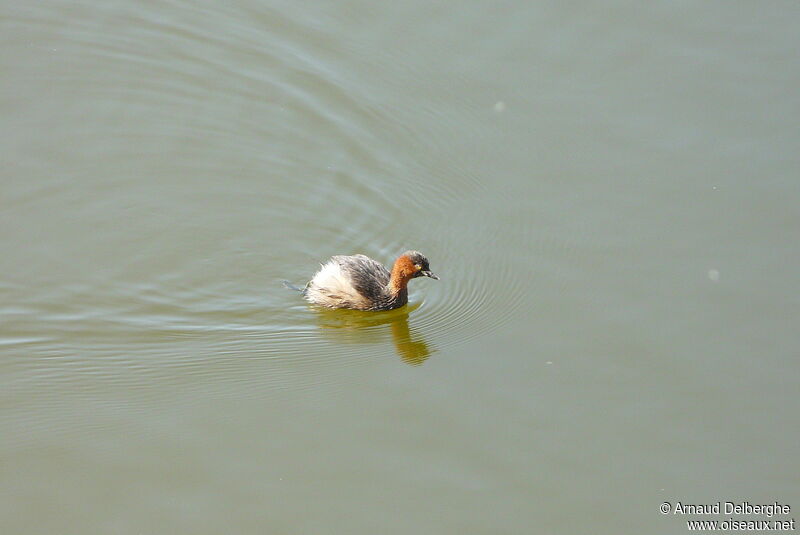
[422,271,439,280]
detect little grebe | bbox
[302,250,438,311]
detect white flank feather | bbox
[304,260,368,308]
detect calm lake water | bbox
[2,1,799,533]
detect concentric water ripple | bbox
[1,0,535,411]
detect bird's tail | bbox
[282,280,305,293]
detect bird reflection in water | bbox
[313,304,433,365]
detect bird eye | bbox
[414,264,422,271]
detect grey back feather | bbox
[333,254,391,304]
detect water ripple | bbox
[1,0,534,407]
